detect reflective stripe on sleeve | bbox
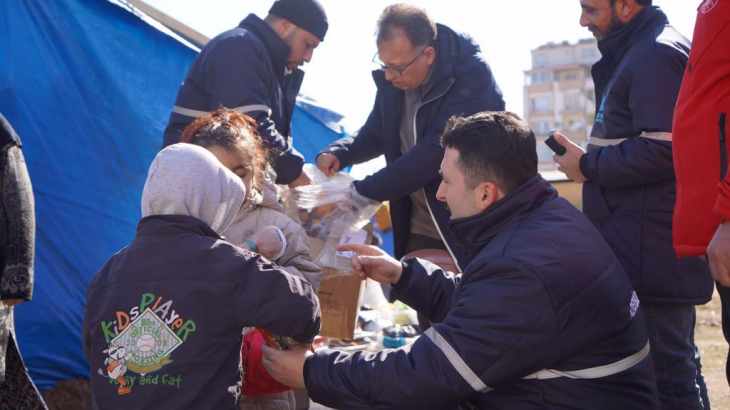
[172,105,210,118]
[587,137,628,147]
[639,131,672,142]
[232,104,272,116]
[424,328,492,393]
[587,132,672,147]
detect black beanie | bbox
[269,0,329,41]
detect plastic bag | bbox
[283,164,381,271]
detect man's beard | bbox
[605,10,626,37]
[591,9,626,39]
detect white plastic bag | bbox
[283,164,381,271]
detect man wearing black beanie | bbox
[163,0,328,189]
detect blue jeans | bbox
[643,304,709,410]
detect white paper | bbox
[335,229,368,258]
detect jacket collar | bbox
[448,175,557,261]
[240,14,292,83]
[597,6,668,59]
[137,215,221,240]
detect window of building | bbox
[536,143,556,164]
[565,93,581,110]
[568,118,585,130]
[535,54,548,67]
[530,72,551,84]
[564,72,578,81]
[581,48,597,58]
[532,97,551,113]
[531,121,551,134]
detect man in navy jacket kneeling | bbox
[263,111,659,410]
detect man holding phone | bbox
[552,1,713,408]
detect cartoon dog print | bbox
[98,341,132,395]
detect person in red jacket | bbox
[672,0,730,384]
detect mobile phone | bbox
[545,130,566,156]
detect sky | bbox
[142,0,700,129]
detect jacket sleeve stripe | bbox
[172,105,213,118]
[232,104,272,116]
[638,131,672,142]
[522,341,650,380]
[588,137,628,147]
[172,104,272,119]
[588,132,672,147]
[424,328,492,393]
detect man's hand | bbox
[288,171,313,189]
[337,244,403,284]
[1,299,22,307]
[708,222,730,286]
[261,345,312,389]
[317,153,340,177]
[552,132,588,183]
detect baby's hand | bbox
[246,226,287,261]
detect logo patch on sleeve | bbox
[629,291,640,318]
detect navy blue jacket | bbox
[163,15,306,185]
[320,24,504,268]
[304,176,658,410]
[83,215,320,409]
[580,6,713,304]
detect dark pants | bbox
[718,282,730,385]
[642,304,709,410]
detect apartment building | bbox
[524,38,601,173]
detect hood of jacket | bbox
[141,143,246,235]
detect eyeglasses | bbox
[372,47,428,77]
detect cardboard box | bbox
[309,230,370,339]
[316,267,365,339]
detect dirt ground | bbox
[40,379,91,410]
[40,293,729,409]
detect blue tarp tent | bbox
[0,0,380,389]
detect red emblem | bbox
[701,0,719,14]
